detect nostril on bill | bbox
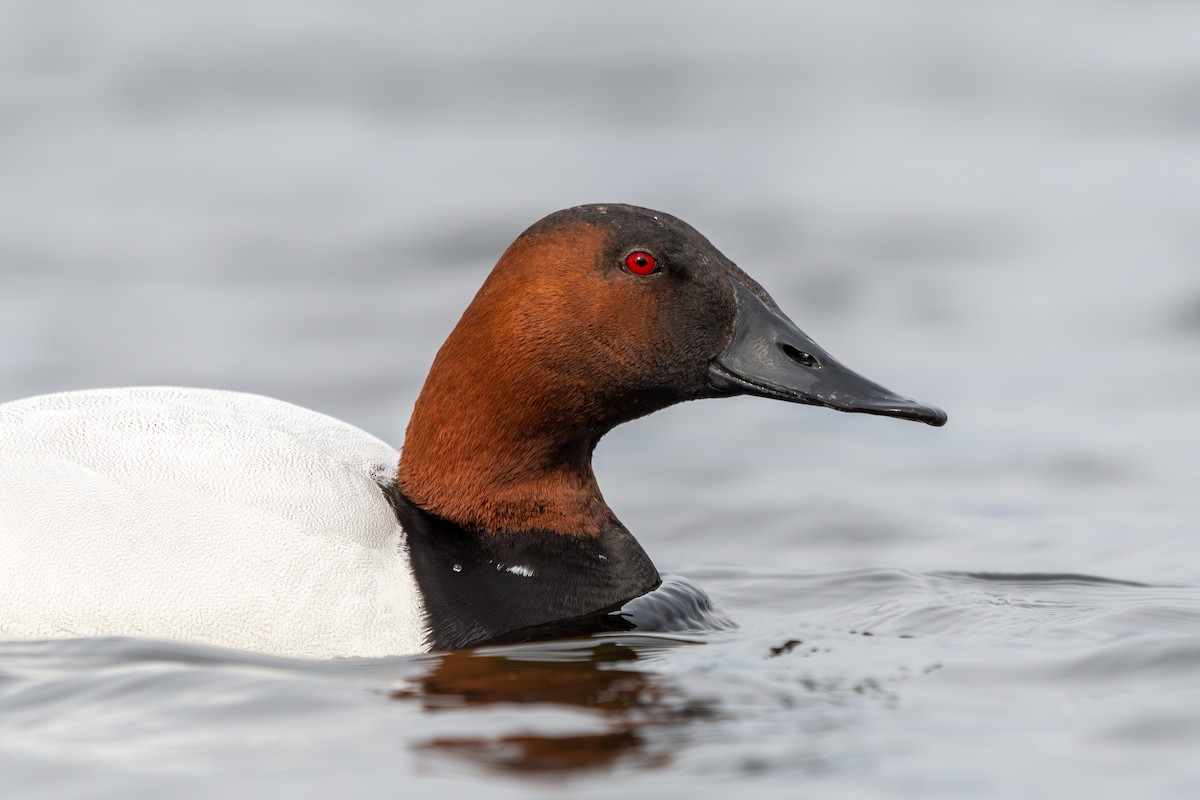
[780,343,820,369]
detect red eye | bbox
[624,251,657,276]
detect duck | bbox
[0,204,946,658]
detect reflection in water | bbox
[429,730,645,773]
[395,637,703,773]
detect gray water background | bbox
[2,1,1199,797]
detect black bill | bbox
[708,280,948,427]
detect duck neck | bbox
[396,315,619,537]
[398,405,614,536]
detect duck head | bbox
[398,204,945,536]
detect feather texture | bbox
[0,388,426,658]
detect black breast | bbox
[383,486,662,651]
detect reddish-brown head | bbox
[398,204,743,535]
[398,203,947,537]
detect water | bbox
[2,1,1200,797]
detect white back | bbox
[0,388,428,658]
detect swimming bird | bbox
[0,204,946,658]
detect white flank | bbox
[0,387,429,658]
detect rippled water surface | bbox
[3,1,1200,798]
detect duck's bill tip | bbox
[839,398,948,427]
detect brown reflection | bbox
[394,639,697,774]
[423,730,652,773]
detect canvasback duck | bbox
[0,204,946,658]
